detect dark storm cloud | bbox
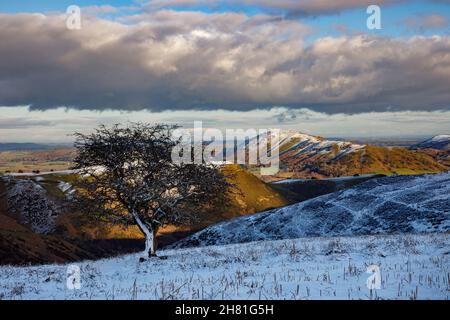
[0,12,449,113]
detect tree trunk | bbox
[151,229,158,256]
[144,229,156,257]
[131,210,157,258]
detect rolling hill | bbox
[410,135,450,167]
[0,176,146,265]
[244,130,448,180]
[412,135,450,151]
[0,143,62,152]
[0,148,75,173]
[173,172,450,248]
[0,164,289,265]
[1,132,448,178]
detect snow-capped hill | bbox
[173,172,450,248]
[242,130,364,163]
[241,130,448,179]
[412,135,450,151]
[237,130,373,177]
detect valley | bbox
[0,164,290,265]
[0,132,448,301]
[0,132,449,266]
[1,1,449,303]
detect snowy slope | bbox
[412,135,450,151]
[5,178,60,234]
[174,173,450,248]
[240,130,364,164]
[238,130,448,177]
[0,233,448,300]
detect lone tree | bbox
[72,123,231,258]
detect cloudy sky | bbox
[0,0,449,142]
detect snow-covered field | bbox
[0,233,448,300]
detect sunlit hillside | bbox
[0,164,289,265]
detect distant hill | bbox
[173,172,450,248]
[242,130,448,180]
[0,147,75,173]
[0,143,69,151]
[412,135,450,151]
[320,145,447,176]
[410,135,450,167]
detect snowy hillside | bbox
[5,178,61,234]
[240,130,364,164]
[0,233,448,300]
[238,130,447,178]
[174,173,450,248]
[413,135,450,151]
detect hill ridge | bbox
[173,172,450,248]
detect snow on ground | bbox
[413,135,450,151]
[240,130,365,163]
[57,181,73,193]
[5,179,60,234]
[431,135,450,143]
[0,233,448,300]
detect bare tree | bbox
[71,123,231,258]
